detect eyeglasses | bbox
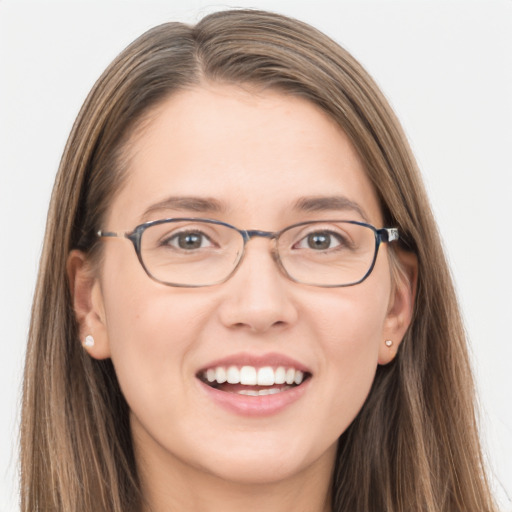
[97,218,399,288]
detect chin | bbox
[181,427,339,487]
[197,450,318,485]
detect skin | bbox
[69,84,416,512]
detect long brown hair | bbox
[21,9,497,511]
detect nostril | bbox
[230,319,285,329]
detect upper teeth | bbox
[204,366,305,386]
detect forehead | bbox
[107,84,382,228]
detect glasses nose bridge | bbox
[240,228,280,262]
[243,229,278,242]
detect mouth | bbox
[197,365,312,396]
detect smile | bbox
[199,365,309,396]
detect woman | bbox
[21,9,498,512]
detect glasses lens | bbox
[277,221,377,286]
[139,220,243,286]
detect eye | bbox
[164,230,214,250]
[295,231,344,251]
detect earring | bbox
[385,339,393,347]
[84,335,95,347]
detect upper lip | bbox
[196,352,312,374]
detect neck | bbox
[137,443,335,512]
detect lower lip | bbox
[198,379,311,417]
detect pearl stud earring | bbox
[385,339,393,347]
[84,335,95,347]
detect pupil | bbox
[308,233,330,250]
[179,233,202,249]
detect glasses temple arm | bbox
[381,228,399,243]
[97,230,121,238]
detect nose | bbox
[217,239,298,333]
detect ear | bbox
[67,249,111,359]
[378,250,418,365]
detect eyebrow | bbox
[140,194,369,223]
[293,196,369,222]
[141,196,226,221]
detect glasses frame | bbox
[97,218,399,288]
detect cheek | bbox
[312,268,390,357]
[306,270,391,431]
[103,287,205,368]
[101,242,204,345]
[98,251,213,413]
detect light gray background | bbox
[1,1,511,510]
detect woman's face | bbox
[75,84,413,488]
